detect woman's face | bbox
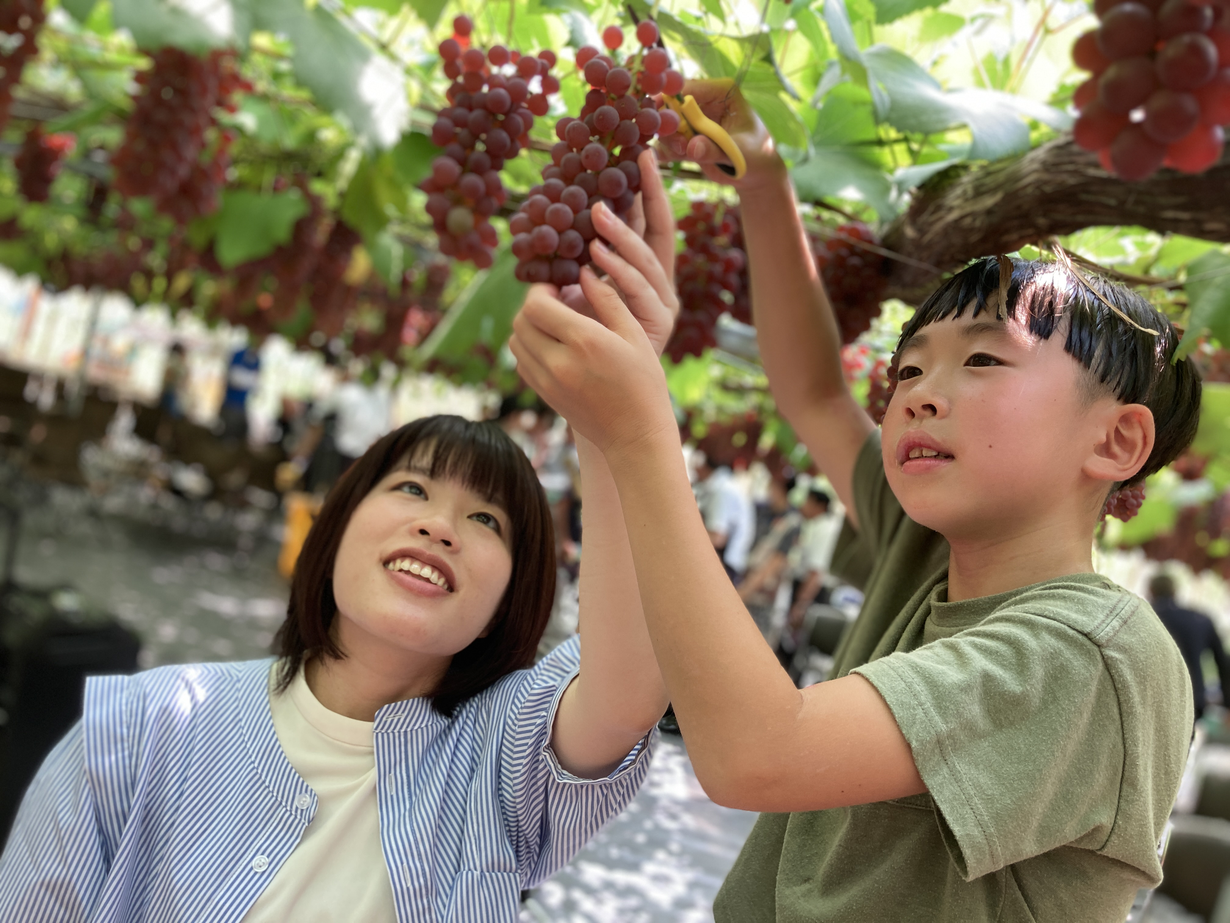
[330,460,514,665]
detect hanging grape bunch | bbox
[667,201,748,362]
[0,0,46,133]
[811,222,888,345]
[424,16,561,269]
[1072,0,1230,179]
[15,126,75,203]
[511,19,683,285]
[864,357,896,426]
[112,48,250,224]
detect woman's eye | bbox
[896,365,921,381]
[397,481,426,497]
[470,511,501,533]
[967,353,1001,367]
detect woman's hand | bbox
[555,149,679,357]
[510,267,677,460]
[657,79,783,190]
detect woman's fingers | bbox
[590,202,675,307]
[589,238,674,324]
[636,149,676,287]
[577,266,642,340]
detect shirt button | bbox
[252,856,270,872]
[295,794,311,809]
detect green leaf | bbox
[860,46,1070,161]
[367,230,404,293]
[418,248,527,369]
[812,82,879,146]
[253,0,409,149]
[1192,383,1230,463]
[213,189,309,269]
[873,0,948,24]
[389,131,438,189]
[43,99,116,134]
[407,0,449,28]
[700,0,726,18]
[1177,250,1230,356]
[111,0,254,52]
[824,0,864,61]
[918,11,966,42]
[61,0,100,22]
[792,146,896,217]
[340,154,408,239]
[792,6,834,65]
[1154,236,1223,276]
[740,61,811,150]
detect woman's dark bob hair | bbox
[274,414,556,717]
[894,256,1202,487]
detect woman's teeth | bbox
[385,557,452,592]
[907,447,947,459]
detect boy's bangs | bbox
[896,256,1177,406]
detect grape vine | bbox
[15,126,74,203]
[0,0,46,134]
[1073,0,1230,179]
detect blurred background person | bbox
[1150,571,1229,722]
[693,451,755,584]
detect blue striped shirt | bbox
[0,637,654,922]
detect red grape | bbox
[1157,0,1215,38]
[1097,4,1159,59]
[1074,30,1113,73]
[1194,68,1230,123]
[453,15,473,37]
[1157,32,1219,89]
[636,21,660,47]
[1109,123,1169,178]
[603,25,624,50]
[1142,88,1201,140]
[1099,56,1160,111]
[1166,120,1224,169]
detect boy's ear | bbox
[1084,403,1155,484]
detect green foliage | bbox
[213,189,310,269]
[1178,251,1230,357]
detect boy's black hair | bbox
[894,256,1202,488]
[807,488,831,508]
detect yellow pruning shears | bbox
[662,78,748,180]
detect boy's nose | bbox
[900,382,949,420]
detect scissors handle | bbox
[663,94,748,180]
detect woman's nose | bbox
[418,526,453,548]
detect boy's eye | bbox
[966,353,1001,367]
[470,511,502,533]
[896,365,921,381]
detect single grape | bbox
[462,71,484,93]
[551,259,581,286]
[545,202,575,231]
[504,113,524,138]
[468,150,492,174]
[576,46,600,67]
[573,208,596,240]
[531,225,561,255]
[432,118,456,145]
[617,160,641,190]
[581,142,610,171]
[1097,4,1158,59]
[603,25,624,50]
[637,21,660,46]
[489,45,510,66]
[614,95,640,120]
[550,141,568,165]
[575,172,599,196]
[1157,0,1214,38]
[439,38,461,62]
[462,48,486,72]
[457,172,486,200]
[1208,26,1230,61]
[507,77,529,104]
[1073,31,1112,74]
[565,119,592,150]
[1166,120,1225,170]
[488,74,507,90]
[658,109,681,135]
[517,56,540,79]
[454,15,473,37]
[598,166,629,198]
[558,184,587,213]
[638,70,666,95]
[643,48,670,76]
[1157,33,1219,89]
[476,196,498,217]
[486,88,512,114]
[526,259,552,283]
[516,107,535,132]
[613,120,641,147]
[543,178,566,202]
[560,152,584,180]
[510,212,534,235]
[1075,77,1100,110]
[542,74,561,95]
[512,233,536,261]
[539,50,558,68]
[542,165,564,182]
[589,106,616,134]
[446,206,475,237]
[486,128,511,156]
[426,194,451,220]
[1109,123,1168,178]
[1142,88,1201,140]
[635,107,662,134]
[525,194,551,224]
[1099,57,1159,111]
[663,70,685,95]
[527,94,549,116]
[432,156,462,185]
[607,67,633,96]
[584,59,610,89]
[484,170,504,196]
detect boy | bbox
[510,84,1200,922]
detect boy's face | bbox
[881,306,1108,541]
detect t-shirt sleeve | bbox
[0,724,109,921]
[852,610,1124,880]
[496,636,655,888]
[849,430,911,556]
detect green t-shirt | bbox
[715,432,1193,923]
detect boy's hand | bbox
[511,269,677,459]
[657,80,783,189]
[556,149,679,357]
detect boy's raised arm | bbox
[664,83,874,524]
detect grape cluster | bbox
[1073,0,1230,179]
[511,19,683,284]
[812,222,888,345]
[864,357,896,426]
[351,261,451,359]
[667,201,748,362]
[112,48,250,224]
[15,126,74,203]
[1103,484,1147,520]
[423,16,559,268]
[0,0,46,133]
[306,221,363,338]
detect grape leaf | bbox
[872,0,949,25]
[389,131,438,189]
[367,230,404,294]
[111,0,255,52]
[61,0,100,22]
[213,189,309,269]
[406,0,450,29]
[1177,249,1230,357]
[253,0,410,149]
[918,11,966,42]
[418,248,526,375]
[792,6,834,65]
[340,154,409,238]
[792,146,896,217]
